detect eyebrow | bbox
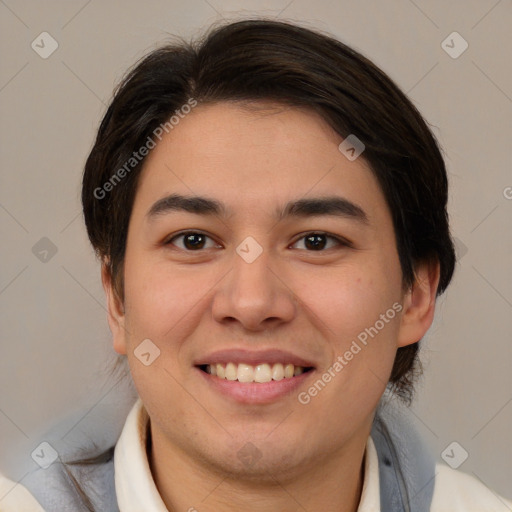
[146,193,369,224]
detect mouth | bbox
[194,350,316,404]
[198,362,314,383]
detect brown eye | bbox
[166,231,219,251]
[291,232,348,251]
[304,234,328,250]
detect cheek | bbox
[300,263,402,388]
[292,268,401,445]
[122,256,209,425]
[123,254,210,341]
[300,263,400,340]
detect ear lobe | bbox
[101,261,127,355]
[397,259,441,348]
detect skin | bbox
[102,101,440,512]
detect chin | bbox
[193,435,319,484]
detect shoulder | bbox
[19,453,118,512]
[431,464,512,512]
[0,473,45,512]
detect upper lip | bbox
[194,348,316,368]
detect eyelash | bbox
[164,231,351,252]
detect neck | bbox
[148,425,369,512]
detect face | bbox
[105,101,437,480]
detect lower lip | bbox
[197,367,314,404]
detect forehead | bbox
[132,101,387,223]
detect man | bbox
[10,19,512,511]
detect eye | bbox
[291,232,349,251]
[165,231,220,251]
[164,231,350,252]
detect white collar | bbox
[114,398,380,511]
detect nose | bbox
[211,247,297,332]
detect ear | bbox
[397,259,441,348]
[101,261,127,355]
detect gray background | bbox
[1,0,511,502]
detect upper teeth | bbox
[205,363,305,383]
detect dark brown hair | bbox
[82,18,455,404]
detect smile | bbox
[200,362,311,383]
[195,349,316,403]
